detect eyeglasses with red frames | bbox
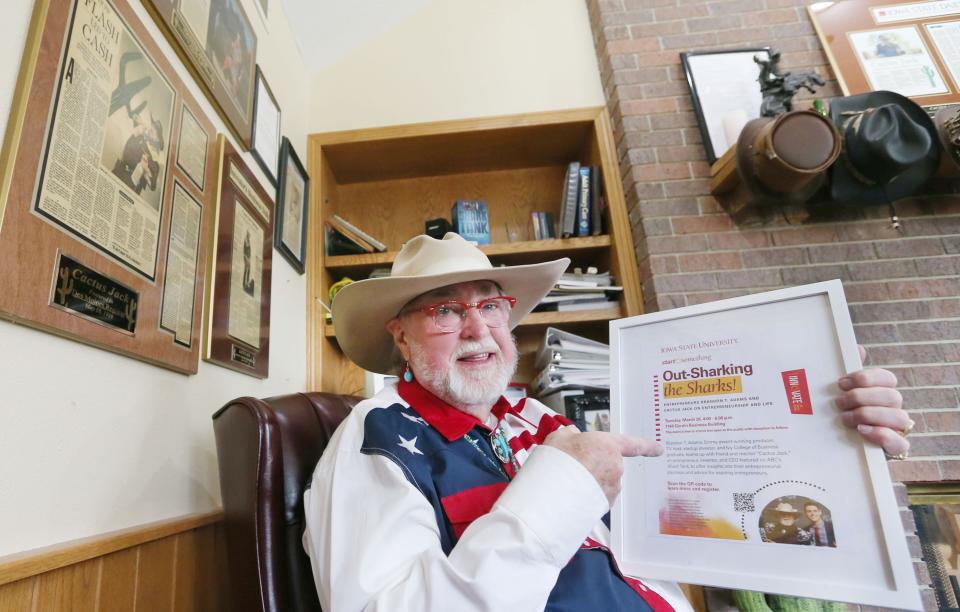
[403,296,517,333]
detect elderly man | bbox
[303,233,911,611]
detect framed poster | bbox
[143,0,258,148]
[609,280,920,609]
[274,137,308,274]
[0,0,217,374]
[202,135,273,378]
[810,0,960,106]
[681,48,770,164]
[250,66,281,185]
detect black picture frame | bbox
[275,137,309,274]
[250,65,281,185]
[680,47,770,164]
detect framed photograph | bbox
[809,0,960,106]
[0,0,217,374]
[202,135,274,378]
[274,137,309,274]
[144,0,258,148]
[680,47,770,164]
[250,66,281,185]
[609,280,920,609]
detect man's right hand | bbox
[543,426,663,506]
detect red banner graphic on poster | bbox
[781,369,812,415]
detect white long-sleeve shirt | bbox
[303,380,692,611]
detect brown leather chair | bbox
[212,392,362,612]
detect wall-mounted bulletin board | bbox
[0,0,219,374]
[810,0,960,107]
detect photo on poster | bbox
[99,31,175,213]
[228,202,263,349]
[848,26,949,97]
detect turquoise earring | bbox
[402,363,414,383]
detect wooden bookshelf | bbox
[306,108,642,395]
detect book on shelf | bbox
[452,200,490,245]
[324,221,371,255]
[559,162,580,237]
[591,165,605,236]
[533,297,618,313]
[531,211,557,240]
[330,214,387,252]
[576,165,592,236]
[559,267,613,287]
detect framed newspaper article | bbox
[143,0,258,149]
[809,0,960,107]
[609,280,921,610]
[274,137,308,274]
[202,135,273,378]
[0,0,217,374]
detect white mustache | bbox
[454,340,500,359]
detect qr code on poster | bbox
[733,492,755,513]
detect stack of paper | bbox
[534,327,611,430]
[533,327,610,394]
[533,268,622,312]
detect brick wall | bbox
[586,0,959,607]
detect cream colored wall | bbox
[0,0,605,557]
[0,0,310,556]
[307,0,606,133]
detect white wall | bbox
[308,0,605,133]
[0,0,605,557]
[0,0,311,556]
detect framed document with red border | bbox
[202,135,273,378]
[809,0,960,107]
[610,280,920,610]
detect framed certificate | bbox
[610,280,920,610]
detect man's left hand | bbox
[835,345,912,458]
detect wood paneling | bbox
[0,512,225,612]
[99,547,138,612]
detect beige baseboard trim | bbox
[0,509,224,587]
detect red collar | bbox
[398,378,514,441]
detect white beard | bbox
[408,338,517,408]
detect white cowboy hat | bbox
[773,502,800,514]
[332,233,569,374]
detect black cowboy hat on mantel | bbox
[828,90,940,206]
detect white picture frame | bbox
[250,65,281,185]
[609,280,920,610]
